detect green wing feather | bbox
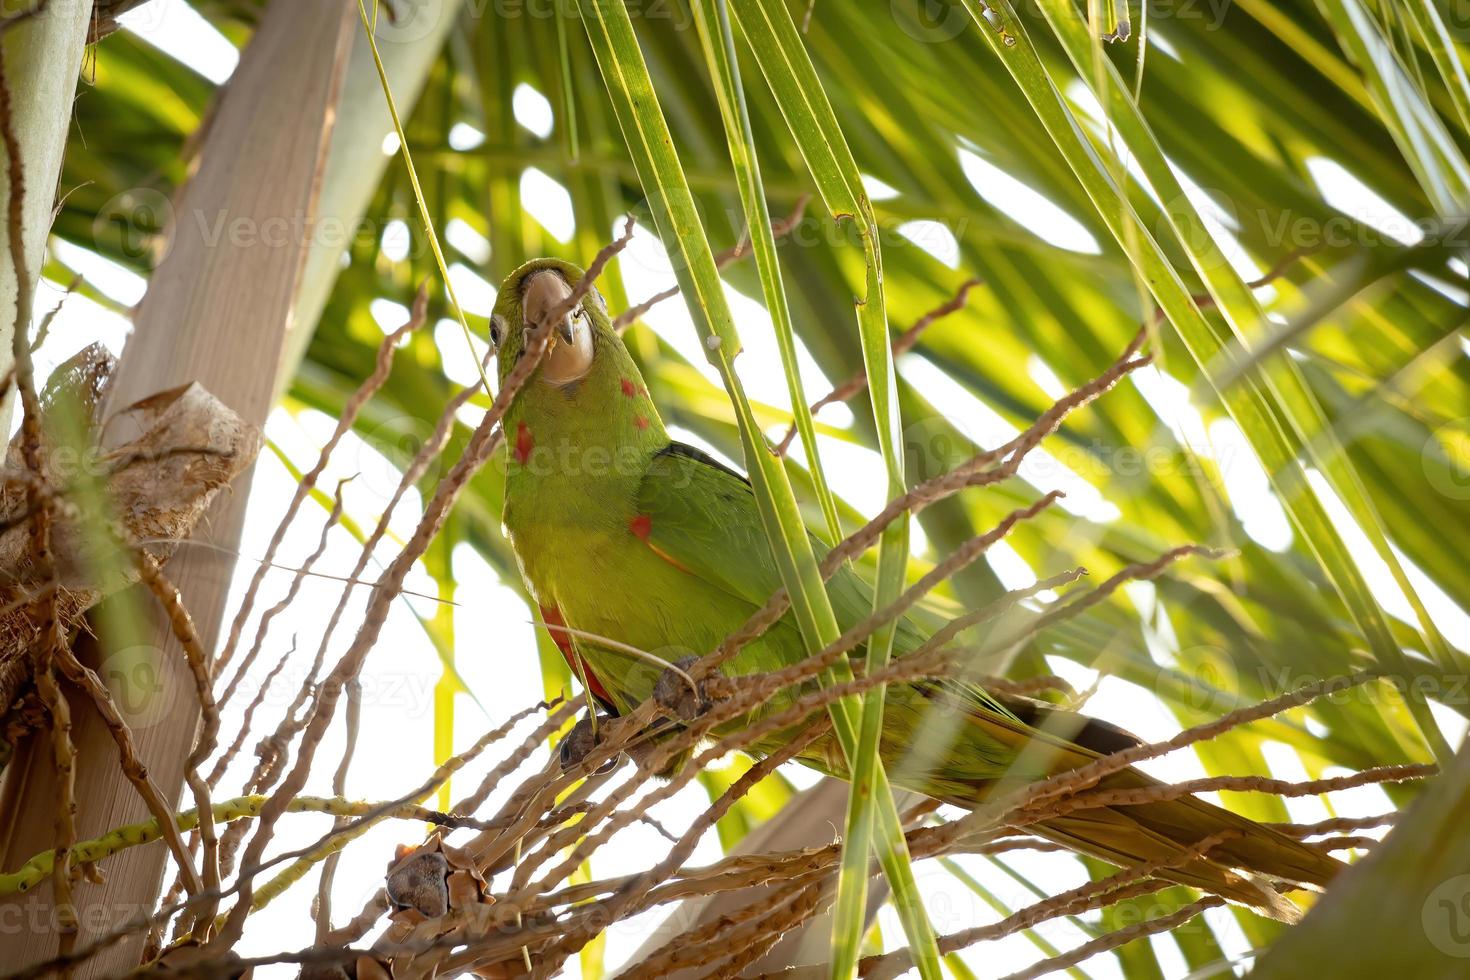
[634,442,928,655]
[630,442,1343,904]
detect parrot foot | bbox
[558,713,622,774]
[624,716,697,780]
[654,656,716,722]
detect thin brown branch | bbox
[212,283,428,680]
[132,553,218,920]
[1004,895,1226,980]
[310,699,573,945]
[1000,672,1384,817]
[0,41,79,955]
[702,332,1151,677]
[1270,812,1397,837]
[211,223,634,950]
[7,704,568,979]
[217,476,352,710]
[621,876,819,980]
[29,275,81,354]
[1318,835,1381,851]
[860,833,1243,979]
[1037,546,1223,637]
[612,196,810,330]
[313,673,361,941]
[1041,763,1437,818]
[711,881,829,980]
[210,353,489,797]
[1151,245,1321,328]
[460,718,829,978]
[707,498,1070,703]
[775,277,983,455]
[41,641,204,898]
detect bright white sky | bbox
[20,4,1470,978]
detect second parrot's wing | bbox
[632,442,886,638]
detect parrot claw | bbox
[627,721,695,780]
[558,713,622,774]
[654,656,713,722]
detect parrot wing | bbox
[633,442,1344,902]
[634,442,1013,723]
[632,441,907,647]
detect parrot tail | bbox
[938,688,1345,921]
[1032,805,1319,922]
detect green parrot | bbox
[490,257,1342,915]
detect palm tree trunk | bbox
[0,0,95,436]
[0,1,355,972]
[283,0,468,391]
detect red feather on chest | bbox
[539,602,614,706]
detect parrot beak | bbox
[523,269,595,386]
[524,268,576,340]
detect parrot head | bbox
[489,258,666,479]
[489,258,610,389]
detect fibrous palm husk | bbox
[0,343,260,721]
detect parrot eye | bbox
[489,315,506,350]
